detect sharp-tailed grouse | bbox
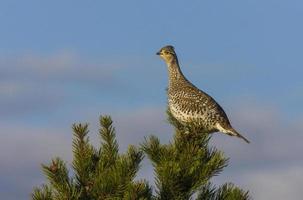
[157,45,250,143]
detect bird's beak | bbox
[156,51,161,55]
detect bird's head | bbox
[156,45,177,63]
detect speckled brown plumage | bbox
[157,45,250,143]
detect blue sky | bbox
[1,1,303,199]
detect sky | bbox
[1,0,303,199]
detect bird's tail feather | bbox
[228,128,250,144]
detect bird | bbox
[156,45,250,143]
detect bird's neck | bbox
[167,58,186,85]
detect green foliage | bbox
[32,185,53,200]
[141,111,250,200]
[197,183,250,200]
[32,116,152,200]
[32,113,250,200]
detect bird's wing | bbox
[175,84,229,119]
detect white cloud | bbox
[213,164,303,199]
[0,51,120,84]
[0,122,72,200]
[210,102,303,167]
[243,166,303,199]
[0,123,72,166]
[0,81,27,96]
[0,51,124,117]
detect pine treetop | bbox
[32,114,250,200]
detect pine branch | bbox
[91,145,146,199]
[41,158,80,199]
[141,136,163,165]
[99,115,119,167]
[72,123,98,199]
[197,183,250,200]
[124,145,145,181]
[123,180,153,200]
[32,184,53,200]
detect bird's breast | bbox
[168,99,207,123]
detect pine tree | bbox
[141,111,250,199]
[32,116,152,200]
[32,113,250,200]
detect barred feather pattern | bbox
[168,79,231,133]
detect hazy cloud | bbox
[0,122,72,199]
[214,164,303,200]
[0,52,123,117]
[0,52,117,83]
[245,166,303,199]
[211,102,303,168]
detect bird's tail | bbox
[227,128,250,144]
